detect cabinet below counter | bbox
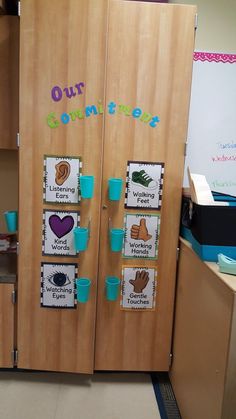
[170,238,236,419]
[0,283,15,367]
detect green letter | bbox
[69,109,84,120]
[140,112,152,123]
[118,104,131,116]
[47,112,59,128]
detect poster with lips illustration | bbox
[43,155,82,204]
[43,210,79,256]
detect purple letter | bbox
[75,82,85,95]
[63,86,77,99]
[51,86,63,102]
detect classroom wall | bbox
[170,0,236,52]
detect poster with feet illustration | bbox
[42,210,79,256]
[43,155,82,204]
[121,266,157,311]
[41,262,78,308]
[123,213,160,259]
[125,161,164,209]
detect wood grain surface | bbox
[170,240,234,419]
[0,284,14,367]
[0,16,19,149]
[18,0,108,373]
[95,1,196,371]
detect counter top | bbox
[179,237,236,293]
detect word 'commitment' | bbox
[47,101,160,129]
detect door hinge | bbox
[11,349,18,367]
[176,247,180,262]
[169,353,173,367]
[18,1,21,16]
[194,13,198,30]
[184,141,188,157]
[11,290,17,304]
[16,133,20,148]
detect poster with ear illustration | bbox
[43,155,82,204]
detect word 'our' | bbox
[51,82,85,102]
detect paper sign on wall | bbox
[125,161,164,210]
[123,213,160,259]
[121,266,157,311]
[42,210,79,256]
[41,262,77,308]
[43,155,82,204]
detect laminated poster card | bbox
[125,161,164,210]
[121,266,157,311]
[41,262,78,308]
[43,155,82,204]
[123,213,160,260]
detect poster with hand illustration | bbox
[121,266,157,310]
[43,210,79,256]
[123,213,160,259]
[125,161,164,209]
[41,262,77,308]
[43,155,82,204]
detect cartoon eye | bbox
[47,271,71,287]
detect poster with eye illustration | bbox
[125,161,164,210]
[121,266,157,311]
[40,262,78,308]
[43,155,82,204]
[42,210,79,256]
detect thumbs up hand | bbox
[130,218,152,242]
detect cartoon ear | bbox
[55,161,71,186]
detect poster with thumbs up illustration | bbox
[43,155,82,204]
[121,266,157,310]
[123,213,160,259]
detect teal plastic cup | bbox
[108,178,123,201]
[80,175,94,199]
[76,278,91,303]
[105,276,121,301]
[4,211,18,232]
[73,227,89,252]
[110,228,124,252]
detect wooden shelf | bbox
[0,252,17,284]
[0,273,16,284]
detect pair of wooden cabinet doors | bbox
[17,0,196,373]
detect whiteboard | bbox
[184,51,236,196]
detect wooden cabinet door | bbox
[18,0,108,373]
[95,1,196,371]
[0,16,19,150]
[0,284,15,368]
